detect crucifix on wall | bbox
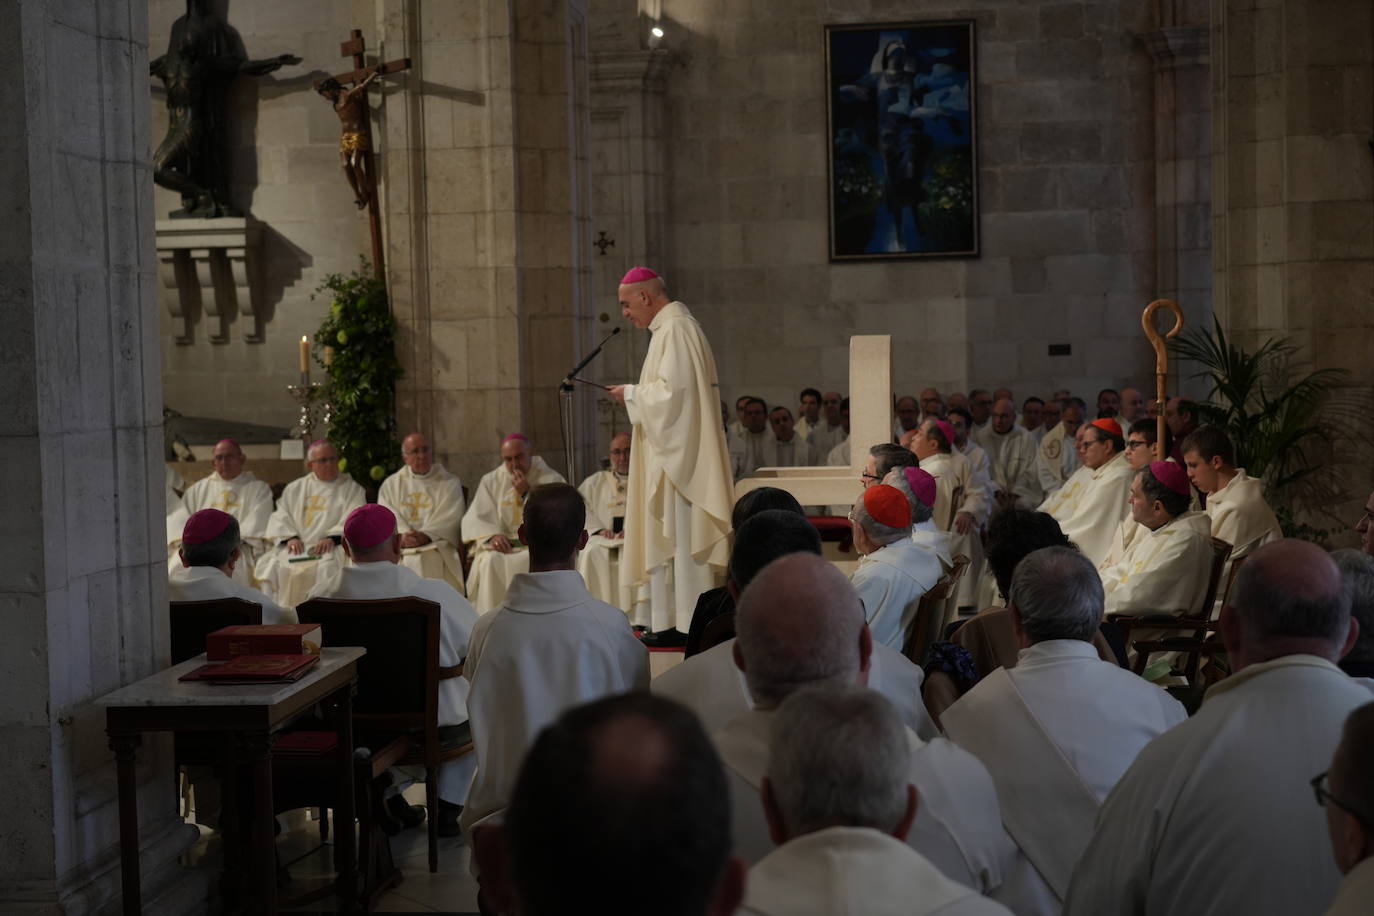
[314,30,411,280]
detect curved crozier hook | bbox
[1141,298,1185,461]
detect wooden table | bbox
[97,647,366,915]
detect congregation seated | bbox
[1038,418,1133,566]
[254,439,365,607]
[848,485,942,650]
[307,503,479,836]
[942,547,1186,914]
[716,553,1018,900]
[1064,540,1371,915]
[477,692,745,916]
[1332,549,1374,687]
[1182,425,1282,564]
[166,438,273,589]
[656,507,937,739]
[460,483,649,841]
[1320,702,1374,916]
[377,432,467,593]
[740,685,1011,916]
[168,508,294,624]
[574,433,639,620]
[460,433,565,613]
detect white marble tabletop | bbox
[95,646,366,709]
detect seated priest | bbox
[166,438,273,588]
[884,465,952,568]
[715,554,1019,901]
[1182,426,1282,565]
[1065,540,1368,916]
[575,433,642,620]
[742,685,1011,916]
[1037,418,1133,567]
[168,508,294,624]
[824,397,852,468]
[793,387,822,443]
[1036,397,1085,496]
[767,406,813,467]
[810,390,848,457]
[729,397,774,479]
[1019,397,1045,442]
[974,398,1043,510]
[942,547,1186,914]
[377,432,467,593]
[944,409,995,608]
[1100,419,1159,568]
[911,418,987,611]
[460,433,565,613]
[657,506,937,740]
[309,504,479,836]
[460,483,649,843]
[254,439,365,607]
[849,484,942,650]
[1320,702,1374,916]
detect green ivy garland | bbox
[312,260,403,489]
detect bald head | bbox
[734,554,870,708]
[401,432,434,475]
[1223,539,1354,668]
[991,397,1016,434]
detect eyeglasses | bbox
[860,472,881,485]
[1311,771,1372,828]
[1126,439,1150,449]
[402,446,433,456]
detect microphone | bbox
[561,327,622,390]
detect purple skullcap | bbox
[619,267,660,284]
[183,509,233,546]
[1149,460,1191,496]
[343,504,397,549]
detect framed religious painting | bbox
[825,20,979,260]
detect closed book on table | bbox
[206,624,323,661]
[179,653,321,683]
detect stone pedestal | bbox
[156,218,263,345]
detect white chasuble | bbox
[620,302,734,633]
[1205,469,1281,562]
[1101,511,1213,618]
[575,468,645,619]
[850,539,943,650]
[1036,422,1081,495]
[461,456,565,614]
[167,471,274,588]
[810,422,847,458]
[976,425,1043,508]
[1039,452,1133,567]
[254,473,365,608]
[379,463,468,593]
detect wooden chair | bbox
[169,597,262,664]
[902,554,970,665]
[296,596,474,875]
[1110,537,1233,681]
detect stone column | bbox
[0,1,203,911]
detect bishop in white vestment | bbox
[607,268,734,635]
[254,440,365,608]
[378,433,467,593]
[575,433,642,619]
[460,434,565,613]
[849,486,942,649]
[168,508,295,624]
[166,438,274,588]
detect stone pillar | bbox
[0,1,203,912]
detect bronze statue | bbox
[317,72,381,209]
[150,0,300,218]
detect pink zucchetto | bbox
[502,433,529,445]
[343,504,397,549]
[903,467,938,509]
[863,484,912,529]
[1149,460,1191,497]
[932,419,957,448]
[619,266,660,285]
[182,509,234,546]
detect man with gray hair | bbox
[716,553,1018,902]
[849,484,942,649]
[1065,539,1369,916]
[942,547,1185,913]
[740,686,1011,916]
[1332,549,1374,688]
[1317,702,1374,915]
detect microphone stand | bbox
[559,327,621,483]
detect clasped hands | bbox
[286,536,336,556]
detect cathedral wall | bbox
[652,0,1165,413]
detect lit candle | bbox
[299,335,309,373]
[323,345,334,367]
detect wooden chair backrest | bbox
[1199,537,1234,619]
[169,598,262,665]
[296,597,441,737]
[902,553,970,665]
[1219,551,1248,610]
[942,485,965,531]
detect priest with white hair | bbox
[714,553,1019,902]
[166,438,274,588]
[254,439,365,607]
[1065,540,1370,916]
[848,484,942,650]
[378,432,467,592]
[575,432,641,619]
[942,547,1186,914]
[461,433,566,613]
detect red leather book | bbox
[178,653,321,683]
[206,624,322,661]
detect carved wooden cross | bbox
[319,30,411,280]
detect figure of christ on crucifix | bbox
[317,71,381,209]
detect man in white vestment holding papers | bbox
[714,553,1019,901]
[1038,418,1133,567]
[168,509,295,624]
[310,504,479,835]
[607,267,734,643]
[943,547,1185,914]
[461,433,565,613]
[166,438,273,588]
[378,432,467,593]
[739,686,1011,916]
[1065,540,1369,916]
[575,432,638,618]
[254,439,365,607]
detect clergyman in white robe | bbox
[168,456,274,588]
[1036,421,1081,495]
[460,443,565,613]
[851,538,944,650]
[575,458,644,620]
[169,563,295,625]
[975,418,1043,509]
[1039,450,1133,567]
[378,448,468,593]
[254,452,365,608]
[1202,468,1281,562]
